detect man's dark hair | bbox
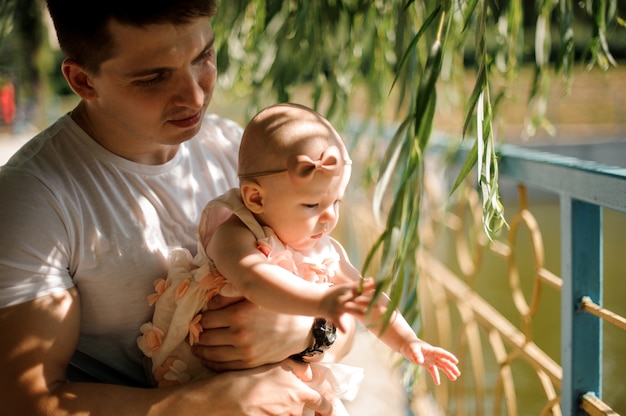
[46,0,218,74]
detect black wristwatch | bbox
[291,318,336,362]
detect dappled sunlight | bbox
[0,289,77,402]
[137,196,171,259]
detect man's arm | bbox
[0,288,332,416]
[193,294,357,370]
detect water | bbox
[338,141,626,414]
[456,200,625,414]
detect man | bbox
[0,1,353,414]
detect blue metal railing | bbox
[497,143,626,415]
[422,138,626,414]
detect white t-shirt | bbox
[0,113,241,385]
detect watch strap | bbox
[290,318,336,362]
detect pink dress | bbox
[137,189,362,414]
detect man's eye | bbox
[194,46,215,66]
[135,74,165,87]
[199,47,214,61]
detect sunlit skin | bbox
[254,171,346,252]
[206,104,461,384]
[65,18,217,165]
[0,18,346,416]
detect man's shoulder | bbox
[2,114,79,169]
[0,115,96,198]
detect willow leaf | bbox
[450,139,479,195]
[591,0,617,68]
[557,0,574,76]
[413,38,442,140]
[417,89,437,150]
[462,0,480,32]
[462,63,487,138]
[375,227,402,296]
[361,230,387,280]
[377,225,401,278]
[390,5,441,94]
[371,117,412,224]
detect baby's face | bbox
[256,165,351,252]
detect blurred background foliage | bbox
[209,0,625,327]
[1,0,624,349]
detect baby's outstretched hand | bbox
[320,278,375,331]
[402,340,460,385]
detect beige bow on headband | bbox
[285,146,351,185]
[238,145,352,185]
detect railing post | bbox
[560,197,603,415]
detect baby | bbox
[138,103,459,410]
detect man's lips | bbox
[169,111,202,128]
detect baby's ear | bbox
[240,181,265,214]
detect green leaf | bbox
[450,139,479,196]
[390,5,441,94]
[463,64,487,138]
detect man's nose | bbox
[173,70,206,108]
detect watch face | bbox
[312,318,336,348]
[320,321,337,347]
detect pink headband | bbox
[238,145,352,186]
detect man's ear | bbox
[241,181,265,214]
[62,59,98,100]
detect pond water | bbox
[340,191,625,414]
[452,201,624,414]
[337,139,625,414]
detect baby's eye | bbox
[303,203,319,209]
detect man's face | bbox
[83,17,217,159]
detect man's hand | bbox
[193,295,313,371]
[212,360,334,416]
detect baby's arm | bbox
[362,294,460,384]
[330,238,461,384]
[207,216,371,329]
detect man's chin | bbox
[170,123,202,144]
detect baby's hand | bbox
[320,278,375,332]
[402,340,461,385]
